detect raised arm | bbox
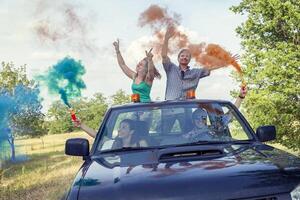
[161,26,175,64]
[113,39,136,79]
[145,48,155,84]
[73,119,97,138]
[219,86,247,127]
[233,86,247,109]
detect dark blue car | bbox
[65,100,300,200]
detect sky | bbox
[0,0,246,112]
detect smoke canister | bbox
[70,108,77,121]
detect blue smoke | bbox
[0,91,16,161]
[37,56,86,107]
[0,84,42,162]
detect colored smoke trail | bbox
[33,1,97,53]
[0,84,41,161]
[38,57,86,108]
[0,93,16,161]
[35,20,65,42]
[138,4,180,30]
[189,43,242,74]
[138,5,243,77]
[138,5,183,55]
[0,128,11,162]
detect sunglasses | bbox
[194,116,207,121]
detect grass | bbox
[0,131,93,200]
[0,132,298,200]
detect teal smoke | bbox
[38,57,86,107]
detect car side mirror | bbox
[256,126,276,142]
[65,138,89,157]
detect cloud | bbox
[30,51,81,60]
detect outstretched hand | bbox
[232,54,240,61]
[72,119,81,128]
[145,48,153,60]
[165,26,175,40]
[113,39,120,52]
[239,85,247,98]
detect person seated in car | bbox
[182,108,214,142]
[74,118,148,149]
[211,86,247,136]
[183,86,247,142]
[112,119,148,149]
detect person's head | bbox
[136,58,161,79]
[192,108,208,128]
[177,49,191,67]
[118,119,135,138]
[136,58,148,78]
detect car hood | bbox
[77,144,300,200]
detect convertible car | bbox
[64,99,300,200]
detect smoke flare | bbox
[37,57,86,107]
[138,4,243,77]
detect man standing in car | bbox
[160,26,212,133]
[161,26,213,100]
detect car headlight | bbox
[291,184,300,200]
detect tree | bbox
[47,100,73,134]
[74,93,108,130]
[230,0,300,150]
[0,62,45,160]
[47,93,109,133]
[110,89,131,106]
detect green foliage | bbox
[46,89,131,134]
[73,93,108,130]
[47,93,109,133]
[110,89,131,105]
[47,101,73,134]
[0,62,46,138]
[231,0,300,150]
[0,62,31,91]
[11,112,46,138]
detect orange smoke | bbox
[138,4,244,80]
[138,4,180,29]
[33,1,97,53]
[35,21,65,42]
[189,43,242,75]
[138,4,184,55]
[64,5,86,34]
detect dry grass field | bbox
[0,132,93,200]
[0,132,298,200]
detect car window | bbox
[97,103,253,152]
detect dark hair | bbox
[112,119,134,149]
[113,119,142,149]
[120,119,134,130]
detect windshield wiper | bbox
[100,146,157,154]
[174,140,229,147]
[173,139,254,148]
[229,140,253,144]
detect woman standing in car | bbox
[113,39,161,102]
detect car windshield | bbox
[96,102,253,152]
